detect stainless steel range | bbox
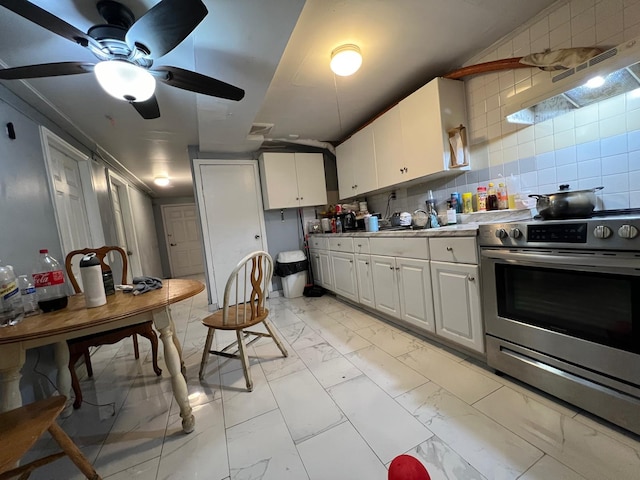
[479,210,640,435]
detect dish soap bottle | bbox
[487,182,498,211]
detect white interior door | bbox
[162,204,204,277]
[109,174,142,280]
[41,128,104,290]
[194,160,268,307]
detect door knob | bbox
[255,234,261,239]
[170,243,177,246]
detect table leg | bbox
[0,343,25,412]
[169,314,186,378]
[153,307,194,433]
[53,341,73,414]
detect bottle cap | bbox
[477,186,487,192]
[39,249,48,254]
[499,182,505,187]
[489,182,494,187]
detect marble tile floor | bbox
[24,275,640,480]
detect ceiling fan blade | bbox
[0,0,103,51]
[0,62,94,80]
[153,66,245,101]
[131,95,160,119]
[125,0,207,60]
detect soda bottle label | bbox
[1,280,19,300]
[34,270,65,287]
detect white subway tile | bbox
[630,191,640,208]
[549,3,571,30]
[601,173,630,192]
[555,146,577,165]
[629,149,640,170]
[601,153,629,175]
[601,193,630,209]
[601,133,628,156]
[596,12,624,42]
[598,95,626,119]
[488,124,502,143]
[513,30,531,56]
[600,115,627,137]
[626,89,640,112]
[575,123,601,144]
[485,79,500,97]
[596,0,623,20]
[518,141,536,160]
[517,125,535,144]
[571,6,596,34]
[503,145,519,163]
[487,108,501,126]
[537,167,557,185]
[571,0,595,17]
[554,130,577,149]
[489,150,504,166]
[574,103,599,127]
[536,151,556,170]
[497,40,513,59]
[629,170,640,188]
[530,17,549,41]
[520,171,538,188]
[557,163,579,182]
[530,34,550,53]
[624,22,640,40]
[514,78,532,95]
[536,135,555,154]
[628,130,640,151]
[486,94,500,112]
[577,140,600,161]
[578,176,603,190]
[572,27,596,47]
[502,131,518,148]
[627,108,640,131]
[553,112,576,132]
[550,23,571,48]
[534,119,554,138]
[578,158,602,178]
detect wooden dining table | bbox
[0,278,205,433]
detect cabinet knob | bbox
[300,197,304,200]
[350,260,353,264]
[170,243,177,246]
[395,267,400,271]
[467,275,475,281]
[354,184,358,188]
[296,197,299,200]
[255,234,261,239]
[404,167,408,173]
[389,266,394,270]
[400,168,403,173]
[365,262,369,265]
[446,246,453,251]
[337,243,341,246]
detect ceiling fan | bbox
[0,0,245,119]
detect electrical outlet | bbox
[390,191,396,200]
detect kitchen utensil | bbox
[390,212,402,227]
[529,184,604,219]
[412,209,429,229]
[342,211,357,230]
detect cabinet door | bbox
[355,254,375,308]
[331,252,358,302]
[373,105,404,188]
[431,261,484,353]
[371,255,400,319]
[309,249,323,286]
[399,78,466,179]
[336,138,355,200]
[351,123,377,195]
[397,258,435,332]
[259,153,298,209]
[295,153,327,207]
[319,250,334,291]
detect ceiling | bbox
[0,0,558,198]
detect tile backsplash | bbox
[367,0,640,217]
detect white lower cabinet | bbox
[309,249,323,286]
[355,254,375,308]
[396,258,435,332]
[430,261,483,353]
[371,255,434,331]
[371,255,400,318]
[331,252,358,302]
[319,250,334,291]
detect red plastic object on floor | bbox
[388,455,431,480]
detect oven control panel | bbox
[527,223,588,243]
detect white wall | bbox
[129,187,163,278]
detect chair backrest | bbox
[221,251,273,327]
[65,246,128,294]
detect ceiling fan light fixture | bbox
[94,60,155,102]
[154,176,170,187]
[330,44,362,76]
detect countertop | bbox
[312,224,479,238]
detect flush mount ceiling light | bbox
[330,44,362,76]
[585,76,605,88]
[94,60,156,102]
[154,176,170,187]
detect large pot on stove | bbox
[529,184,603,219]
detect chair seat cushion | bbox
[202,306,269,330]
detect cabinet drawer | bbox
[369,237,429,259]
[353,238,370,254]
[429,237,478,264]
[329,237,354,253]
[309,236,329,250]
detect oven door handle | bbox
[481,249,640,269]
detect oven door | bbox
[480,248,640,388]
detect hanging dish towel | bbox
[130,276,163,295]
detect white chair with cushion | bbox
[199,251,288,391]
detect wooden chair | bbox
[65,246,161,409]
[199,251,288,391]
[0,396,101,479]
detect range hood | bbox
[505,37,640,124]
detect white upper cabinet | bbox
[336,123,377,200]
[399,77,467,178]
[259,152,327,209]
[373,105,405,189]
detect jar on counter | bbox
[462,192,473,213]
[477,186,487,212]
